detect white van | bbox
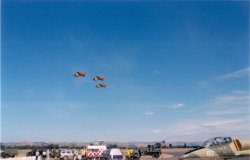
[103,148,123,160]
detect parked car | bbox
[60,150,74,159]
[0,150,17,159]
[26,150,36,157]
[1,152,16,158]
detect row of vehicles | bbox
[58,146,123,160]
[4,139,161,160]
[54,140,160,160]
[25,141,124,160]
[0,150,18,159]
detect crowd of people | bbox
[33,149,84,160]
[35,149,49,160]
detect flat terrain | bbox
[16,150,32,157]
[2,149,249,160]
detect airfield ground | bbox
[12,149,250,160]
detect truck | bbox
[82,140,107,160]
[140,145,161,158]
[125,144,161,160]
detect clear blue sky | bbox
[1,0,249,142]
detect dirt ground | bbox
[16,150,32,157]
[140,154,173,159]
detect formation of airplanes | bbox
[180,137,250,160]
[73,72,107,88]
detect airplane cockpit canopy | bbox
[203,137,232,147]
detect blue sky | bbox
[1,0,249,142]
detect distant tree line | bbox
[107,144,118,149]
[1,142,201,150]
[167,143,201,148]
[0,144,84,150]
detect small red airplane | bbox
[93,76,105,81]
[74,72,86,77]
[96,84,108,88]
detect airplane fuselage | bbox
[180,137,250,159]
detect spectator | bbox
[73,151,77,160]
[42,150,46,160]
[81,149,86,157]
[35,150,40,160]
[77,152,82,160]
[46,149,50,160]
